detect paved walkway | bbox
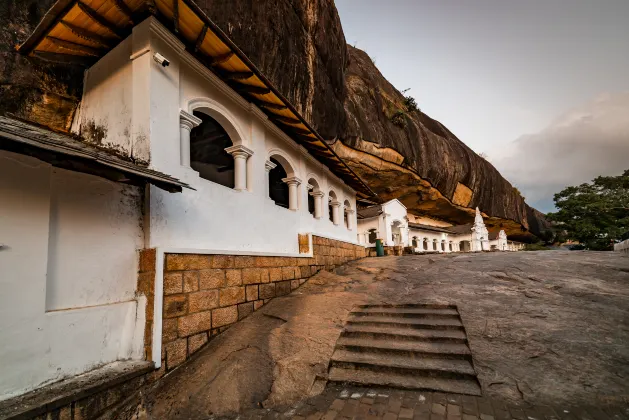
[226,385,629,420]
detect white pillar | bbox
[225,145,254,191]
[346,209,355,230]
[331,201,341,225]
[264,160,277,198]
[179,110,202,167]
[311,191,324,219]
[282,176,302,211]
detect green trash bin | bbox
[375,238,385,257]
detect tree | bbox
[547,169,629,250]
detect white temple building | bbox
[357,200,524,253]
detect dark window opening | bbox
[269,157,289,208]
[308,193,315,215]
[423,239,428,250]
[190,112,234,188]
[412,237,418,247]
[368,229,377,244]
[449,243,453,251]
[329,201,334,222]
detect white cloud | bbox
[493,92,629,213]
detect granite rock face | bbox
[0,0,548,238]
[0,0,84,131]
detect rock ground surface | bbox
[123,251,629,419]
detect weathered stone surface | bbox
[189,290,219,313]
[220,286,246,307]
[212,306,238,328]
[177,311,212,337]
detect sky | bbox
[334,0,629,212]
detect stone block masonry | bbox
[137,236,367,373]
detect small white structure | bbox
[497,230,508,251]
[356,199,408,247]
[358,200,521,254]
[470,207,490,252]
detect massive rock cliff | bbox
[0,0,548,239]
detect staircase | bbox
[328,304,481,395]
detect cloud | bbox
[493,92,629,213]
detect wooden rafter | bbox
[194,24,208,52]
[258,101,287,111]
[225,71,254,80]
[59,21,115,48]
[110,0,134,25]
[173,0,179,33]
[210,52,234,65]
[77,1,125,39]
[273,115,301,125]
[33,51,95,66]
[47,36,103,56]
[285,126,312,136]
[235,84,271,95]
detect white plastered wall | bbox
[122,18,359,253]
[0,151,145,400]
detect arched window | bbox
[307,178,321,218]
[368,229,377,244]
[344,200,351,229]
[441,240,446,251]
[412,237,418,247]
[328,191,338,224]
[433,239,438,251]
[190,111,234,188]
[449,242,453,251]
[423,238,428,250]
[268,157,289,208]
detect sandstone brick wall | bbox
[137,236,367,373]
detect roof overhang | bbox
[0,116,191,193]
[18,0,378,200]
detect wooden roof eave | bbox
[175,0,377,199]
[17,0,378,200]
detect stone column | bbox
[330,201,341,225]
[179,110,202,167]
[345,209,355,230]
[225,145,254,191]
[264,160,277,198]
[311,191,324,219]
[282,176,302,211]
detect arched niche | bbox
[328,190,339,224]
[268,151,299,210]
[189,111,235,188]
[343,199,352,229]
[307,176,322,218]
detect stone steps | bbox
[328,367,482,395]
[336,337,471,358]
[352,307,459,316]
[328,304,481,395]
[330,349,476,376]
[342,325,467,343]
[347,314,464,330]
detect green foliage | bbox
[513,186,525,199]
[547,169,629,250]
[401,88,420,113]
[403,96,419,113]
[523,243,551,251]
[390,110,406,128]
